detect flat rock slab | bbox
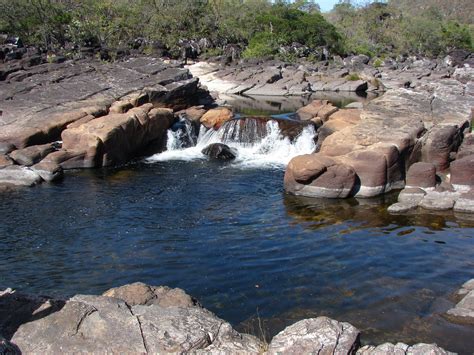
[1,286,263,354]
[0,166,42,186]
[267,317,360,355]
[0,57,192,149]
[357,342,454,355]
[446,279,474,325]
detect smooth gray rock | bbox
[267,317,360,355]
[419,191,457,211]
[31,161,63,182]
[357,342,454,355]
[9,144,55,166]
[453,191,474,213]
[398,188,426,204]
[0,166,43,186]
[388,201,419,213]
[446,289,474,325]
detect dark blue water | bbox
[1,161,474,353]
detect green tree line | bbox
[0,0,472,59]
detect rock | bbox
[453,191,474,213]
[406,162,436,189]
[284,154,356,198]
[345,102,363,109]
[336,80,368,92]
[0,57,193,149]
[446,289,474,325]
[30,161,63,182]
[3,285,263,354]
[202,143,237,161]
[456,279,474,297]
[0,336,18,354]
[387,201,418,213]
[0,155,13,168]
[419,191,457,211]
[177,106,207,123]
[296,100,338,122]
[41,150,87,170]
[267,317,360,355]
[450,155,474,190]
[0,166,43,187]
[422,125,463,171]
[103,282,198,307]
[0,143,15,155]
[9,143,55,166]
[200,107,233,129]
[357,342,454,355]
[398,187,426,204]
[61,106,174,168]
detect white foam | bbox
[146,120,316,169]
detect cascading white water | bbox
[146,119,316,169]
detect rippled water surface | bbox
[1,160,474,353]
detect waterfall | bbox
[147,117,316,169]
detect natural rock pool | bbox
[1,96,473,353]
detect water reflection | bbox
[284,194,474,232]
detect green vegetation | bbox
[328,0,473,57]
[347,73,360,81]
[0,0,472,60]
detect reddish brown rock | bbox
[177,106,207,123]
[450,155,474,188]
[200,107,233,129]
[0,155,13,168]
[42,150,88,169]
[422,125,463,171]
[327,109,361,124]
[66,114,96,129]
[61,106,173,168]
[295,100,327,121]
[406,162,437,189]
[284,154,356,198]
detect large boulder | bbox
[61,105,174,168]
[421,125,463,171]
[200,108,233,129]
[406,162,437,189]
[1,285,264,354]
[267,317,360,355]
[450,155,474,189]
[284,154,356,198]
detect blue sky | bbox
[317,0,339,12]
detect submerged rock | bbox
[202,143,237,161]
[446,279,474,325]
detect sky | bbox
[316,0,339,12]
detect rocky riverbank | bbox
[187,55,474,214]
[0,53,216,188]
[0,282,463,354]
